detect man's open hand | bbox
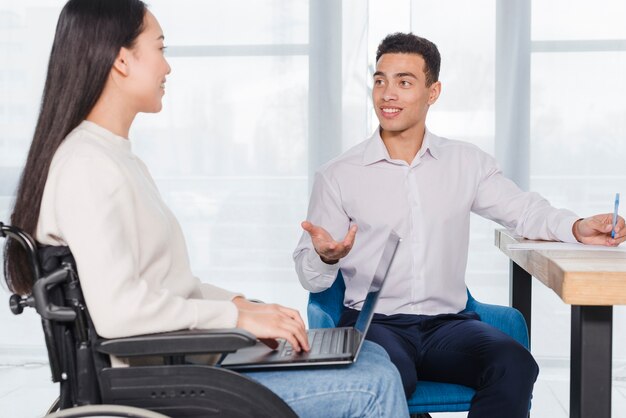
[301,221,357,264]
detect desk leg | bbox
[570,306,612,418]
[509,261,532,343]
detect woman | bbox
[3,1,409,417]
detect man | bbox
[293,33,625,418]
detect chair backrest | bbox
[1,222,104,408]
[307,271,346,328]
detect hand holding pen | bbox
[572,195,625,246]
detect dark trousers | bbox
[338,309,538,418]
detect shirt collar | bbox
[424,129,440,160]
[362,127,440,166]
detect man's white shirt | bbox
[294,128,579,315]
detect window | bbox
[529,0,626,360]
[1,0,624,374]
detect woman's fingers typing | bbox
[236,304,310,352]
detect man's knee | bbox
[506,343,539,383]
[483,341,539,390]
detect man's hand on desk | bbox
[301,221,357,264]
[573,214,626,246]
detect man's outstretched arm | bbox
[293,171,355,292]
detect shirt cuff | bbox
[558,215,582,243]
[306,250,341,277]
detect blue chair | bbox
[308,271,529,416]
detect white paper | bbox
[507,242,626,252]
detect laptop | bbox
[221,230,400,370]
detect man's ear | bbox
[112,47,131,77]
[427,81,441,105]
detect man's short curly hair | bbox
[375,33,441,86]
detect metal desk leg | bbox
[570,306,612,418]
[509,260,532,343]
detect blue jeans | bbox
[243,340,409,418]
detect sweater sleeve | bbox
[197,280,244,301]
[54,155,239,338]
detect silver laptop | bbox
[221,231,400,370]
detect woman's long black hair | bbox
[3,0,146,295]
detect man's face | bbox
[372,53,440,138]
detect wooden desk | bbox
[495,229,626,418]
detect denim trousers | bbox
[243,340,409,418]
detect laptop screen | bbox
[354,230,400,335]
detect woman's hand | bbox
[233,297,310,352]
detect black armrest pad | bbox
[95,328,257,357]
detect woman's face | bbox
[124,10,171,114]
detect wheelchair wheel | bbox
[44,404,171,418]
[45,397,60,414]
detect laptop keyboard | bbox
[281,328,348,357]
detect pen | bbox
[612,193,620,239]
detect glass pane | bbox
[368,0,411,60]
[150,0,309,46]
[530,51,626,213]
[410,0,495,153]
[156,176,310,313]
[531,51,626,358]
[0,2,68,358]
[130,54,309,305]
[0,2,62,200]
[132,55,308,177]
[532,0,626,41]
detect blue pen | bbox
[612,193,620,239]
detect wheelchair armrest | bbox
[466,298,529,349]
[95,328,257,357]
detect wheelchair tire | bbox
[45,397,60,414]
[44,404,171,418]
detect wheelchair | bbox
[1,221,297,418]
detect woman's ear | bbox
[112,47,130,77]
